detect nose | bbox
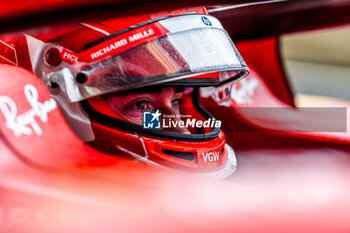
[156,87,191,134]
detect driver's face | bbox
[107,87,189,133]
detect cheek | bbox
[106,96,123,112]
[126,116,143,126]
[173,108,182,120]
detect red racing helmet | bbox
[0,7,249,178]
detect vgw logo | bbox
[143,110,161,129]
[202,151,220,163]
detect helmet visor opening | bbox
[84,87,221,141]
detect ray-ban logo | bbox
[0,84,57,137]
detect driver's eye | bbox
[134,100,152,111]
[172,98,184,109]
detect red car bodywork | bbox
[1,0,350,232]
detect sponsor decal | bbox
[90,38,128,60]
[80,24,167,63]
[201,16,212,26]
[202,151,220,163]
[61,49,78,64]
[202,150,221,168]
[0,84,57,137]
[89,28,155,61]
[207,163,217,168]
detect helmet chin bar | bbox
[115,143,236,179]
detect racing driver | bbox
[1,7,249,178]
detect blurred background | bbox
[280,25,350,104]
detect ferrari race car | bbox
[1,0,350,232]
